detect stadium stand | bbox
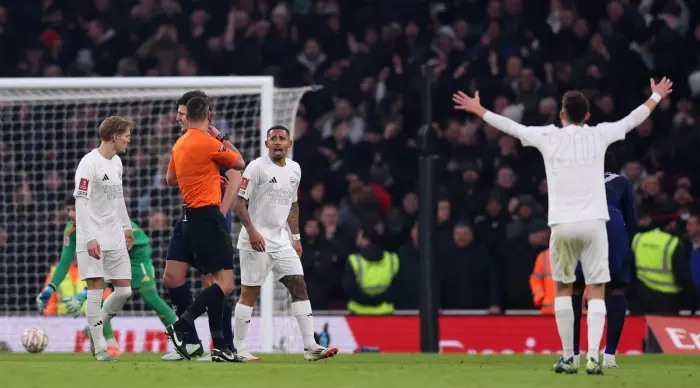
[0,0,699,314]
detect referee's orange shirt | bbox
[168,129,239,208]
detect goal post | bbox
[0,76,311,354]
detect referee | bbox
[165,96,245,362]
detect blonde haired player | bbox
[233,125,338,361]
[453,77,673,374]
[73,116,135,361]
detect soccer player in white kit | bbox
[233,125,339,361]
[453,77,673,374]
[73,116,135,361]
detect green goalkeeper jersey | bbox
[48,221,150,286]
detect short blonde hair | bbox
[99,116,133,142]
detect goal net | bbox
[0,77,311,353]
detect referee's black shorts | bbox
[183,205,234,274]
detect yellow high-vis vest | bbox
[632,229,681,294]
[347,252,400,315]
[43,264,87,315]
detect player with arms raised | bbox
[233,125,338,361]
[453,77,673,374]
[72,116,135,361]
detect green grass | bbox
[0,353,698,388]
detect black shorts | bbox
[183,205,234,274]
[166,219,194,264]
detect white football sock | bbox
[587,298,607,359]
[86,289,108,350]
[291,300,316,349]
[234,303,253,351]
[554,296,575,359]
[100,287,132,324]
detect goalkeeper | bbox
[37,197,177,356]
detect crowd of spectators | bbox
[1,0,700,313]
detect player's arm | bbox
[287,201,300,235]
[208,137,245,170]
[288,200,302,257]
[73,160,99,245]
[208,125,242,159]
[235,163,267,251]
[117,161,133,250]
[602,77,674,139]
[289,168,302,255]
[118,163,132,230]
[221,167,240,215]
[452,90,534,140]
[36,229,76,312]
[288,169,301,236]
[49,232,77,288]
[234,163,256,230]
[166,153,178,186]
[235,196,254,230]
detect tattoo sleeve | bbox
[288,201,300,234]
[234,195,255,230]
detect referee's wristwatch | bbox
[215,133,226,142]
[292,234,301,241]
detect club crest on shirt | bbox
[290,176,298,187]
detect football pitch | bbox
[1,353,698,388]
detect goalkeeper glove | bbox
[36,284,56,312]
[62,287,88,318]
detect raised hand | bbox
[452,90,482,114]
[650,77,673,99]
[208,125,221,137]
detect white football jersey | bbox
[237,155,301,252]
[483,104,650,225]
[73,149,131,252]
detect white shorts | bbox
[240,249,304,286]
[549,220,610,285]
[77,249,132,281]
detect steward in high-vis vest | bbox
[344,228,399,315]
[42,263,87,316]
[631,215,696,315]
[530,249,555,314]
[531,248,587,315]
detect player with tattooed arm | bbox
[233,125,338,361]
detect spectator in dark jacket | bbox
[498,218,550,311]
[439,222,500,312]
[301,219,335,310]
[395,222,420,310]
